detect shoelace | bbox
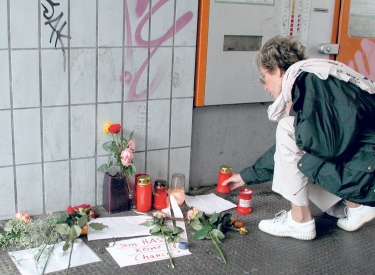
[273,210,287,223]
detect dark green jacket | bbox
[240,72,375,206]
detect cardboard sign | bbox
[106,236,191,267]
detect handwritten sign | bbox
[106,236,191,267]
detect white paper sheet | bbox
[87,216,151,241]
[106,235,191,267]
[184,193,237,214]
[9,241,101,275]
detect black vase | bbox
[102,172,130,213]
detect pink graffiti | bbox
[348,38,375,81]
[122,0,193,100]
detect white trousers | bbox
[272,117,341,212]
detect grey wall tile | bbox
[123,101,147,152]
[146,149,168,183]
[41,49,69,106]
[98,0,124,47]
[71,158,96,206]
[172,47,196,98]
[147,99,170,150]
[13,109,42,165]
[149,47,173,100]
[44,161,70,212]
[169,147,191,192]
[174,0,199,47]
[0,1,8,49]
[0,110,14,166]
[16,164,43,215]
[70,0,97,47]
[42,107,69,162]
[98,48,123,103]
[170,98,193,148]
[11,50,40,108]
[71,105,96,158]
[70,49,96,104]
[10,1,38,48]
[40,0,69,49]
[0,51,10,110]
[0,167,15,220]
[150,0,174,47]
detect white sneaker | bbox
[337,205,375,231]
[258,210,316,240]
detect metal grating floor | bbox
[1,182,375,275]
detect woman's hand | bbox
[221,173,245,190]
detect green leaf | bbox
[193,228,209,240]
[150,226,161,234]
[209,213,220,225]
[172,226,184,235]
[69,225,82,240]
[89,223,108,230]
[57,212,69,223]
[102,141,114,151]
[140,221,154,227]
[161,226,173,233]
[190,221,203,231]
[55,223,70,235]
[62,241,70,251]
[211,229,225,240]
[77,216,88,228]
[129,131,134,140]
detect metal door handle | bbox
[318,43,339,54]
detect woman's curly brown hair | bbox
[256,35,307,74]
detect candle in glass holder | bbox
[153,179,168,210]
[170,173,185,206]
[134,173,148,205]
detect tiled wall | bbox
[0,0,198,220]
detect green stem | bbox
[208,231,227,264]
[161,231,175,268]
[65,240,74,275]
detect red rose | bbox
[73,204,91,210]
[234,221,244,228]
[66,206,76,214]
[108,124,121,134]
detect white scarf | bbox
[267,58,375,122]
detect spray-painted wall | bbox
[0,0,198,220]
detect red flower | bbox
[234,221,244,228]
[66,206,76,214]
[73,204,91,210]
[108,124,121,134]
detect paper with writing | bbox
[184,193,236,214]
[106,235,191,267]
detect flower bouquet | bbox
[0,205,107,275]
[98,121,136,178]
[187,208,247,264]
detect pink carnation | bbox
[152,211,168,218]
[121,148,133,166]
[127,139,135,150]
[187,208,200,220]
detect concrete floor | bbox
[1,182,375,275]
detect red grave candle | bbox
[216,165,233,194]
[153,179,168,210]
[136,175,152,212]
[237,188,253,215]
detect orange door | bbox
[336,0,375,80]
